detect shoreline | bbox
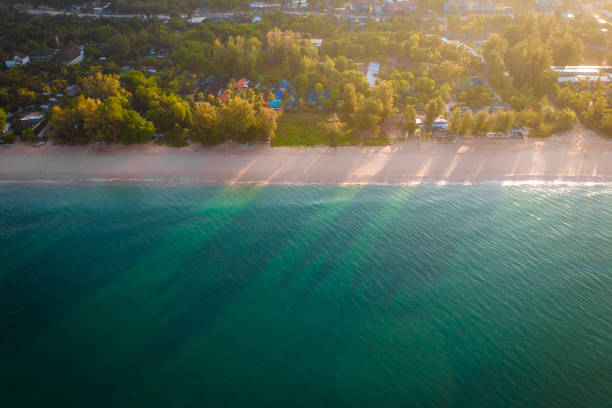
[1,125,611,186]
[2,178,612,187]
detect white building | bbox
[444,1,483,14]
[250,2,281,9]
[5,52,30,69]
[289,0,309,10]
[310,39,323,48]
[366,62,381,88]
[395,0,418,13]
[552,66,612,83]
[433,118,449,130]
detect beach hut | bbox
[306,93,318,105]
[433,118,449,131]
[5,52,30,69]
[269,100,282,111]
[274,89,285,100]
[278,79,293,92]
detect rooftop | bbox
[11,51,29,59]
[20,112,46,122]
[57,45,82,63]
[366,62,381,88]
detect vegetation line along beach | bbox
[3,2,612,407]
[2,125,611,184]
[1,0,611,176]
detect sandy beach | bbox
[1,125,611,185]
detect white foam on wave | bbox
[1,177,612,188]
[0,179,70,184]
[85,178,122,182]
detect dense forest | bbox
[1,2,610,147]
[24,0,581,14]
[30,0,251,13]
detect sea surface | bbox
[1,184,611,407]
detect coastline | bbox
[1,125,611,185]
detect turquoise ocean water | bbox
[1,184,611,407]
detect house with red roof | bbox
[219,78,250,103]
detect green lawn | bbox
[456,77,475,90]
[273,112,393,147]
[273,112,360,147]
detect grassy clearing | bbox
[273,112,357,147]
[273,112,330,146]
[273,112,393,147]
[456,77,475,90]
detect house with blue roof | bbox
[274,89,284,100]
[278,79,293,91]
[433,118,449,131]
[306,93,318,105]
[267,80,295,111]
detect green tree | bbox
[50,105,79,143]
[552,33,584,66]
[148,94,192,132]
[555,108,578,132]
[343,83,358,116]
[425,97,445,130]
[99,96,128,143]
[213,36,263,78]
[371,81,395,118]
[323,114,345,147]
[461,110,475,136]
[505,38,554,95]
[217,96,256,140]
[21,128,36,142]
[403,105,417,137]
[133,85,160,112]
[438,83,452,102]
[256,106,278,141]
[18,89,36,107]
[584,95,607,124]
[415,76,435,94]
[81,73,127,100]
[108,34,131,62]
[121,70,154,93]
[315,82,325,102]
[75,95,103,142]
[192,102,219,145]
[356,97,383,130]
[516,108,540,128]
[3,132,16,144]
[474,110,491,134]
[482,33,508,88]
[601,113,612,135]
[0,108,7,133]
[449,106,463,136]
[121,110,155,145]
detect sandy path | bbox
[1,125,611,184]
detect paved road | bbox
[22,7,390,21]
[23,8,234,19]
